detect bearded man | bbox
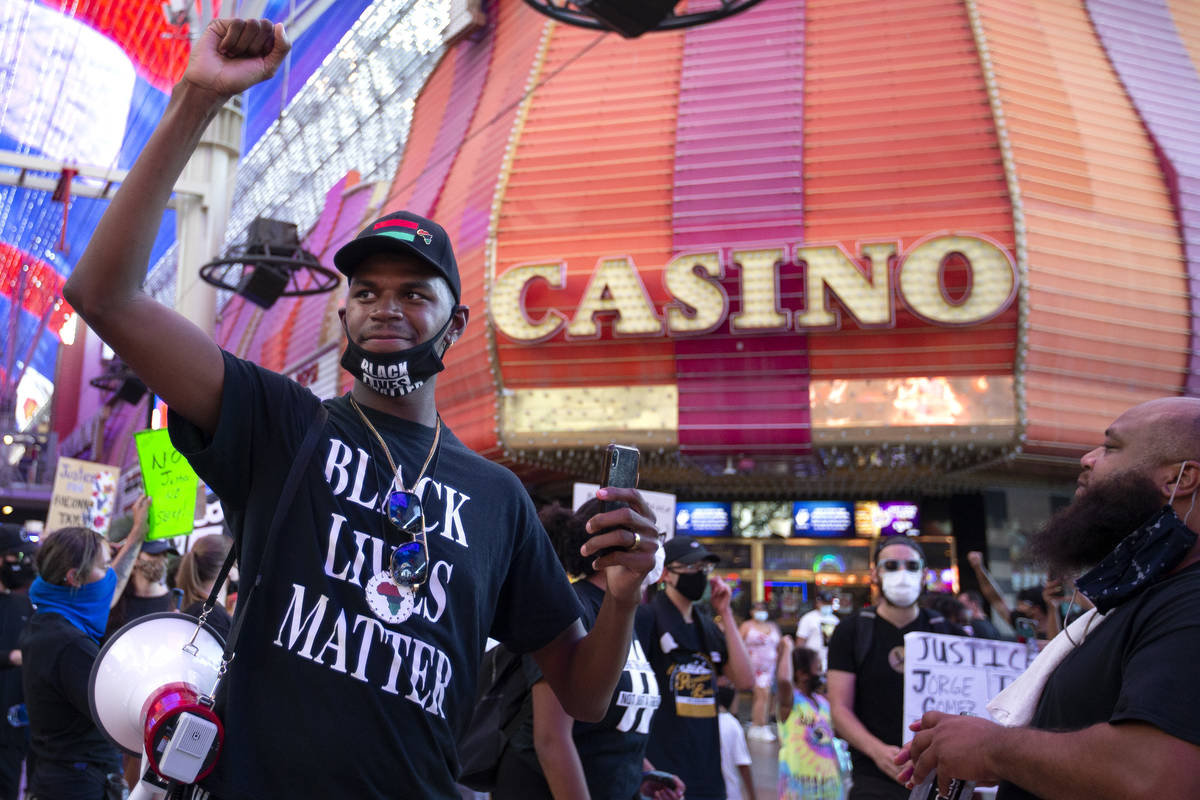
[826,537,960,800]
[901,397,1200,799]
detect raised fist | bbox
[183,18,291,101]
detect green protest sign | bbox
[134,428,200,540]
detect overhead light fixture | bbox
[199,217,339,309]
[89,360,147,406]
[522,0,768,38]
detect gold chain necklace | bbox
[348,396,441,493]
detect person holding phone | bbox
[643,539,753,800]
[493,501,682,800]
[62,18,661,799]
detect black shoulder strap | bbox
[853,608,876,672]
[199,402,329,664]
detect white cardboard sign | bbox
[572,482,676,537]
[902,631,1035,743]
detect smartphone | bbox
[640,769,677,792]
[601,443,640,512]
[594,444,640,558]
[908,772,975,800]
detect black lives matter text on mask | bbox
[269,435,474,719]
[358,359,422,397]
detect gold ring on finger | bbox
[627,531,641,551]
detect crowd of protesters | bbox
[458,495,1094,800]
[2,453,1177,800]
[1,396,1196,800]
[13,17,1193,800]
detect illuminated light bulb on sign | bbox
[566,257,662,338]
[488,262,568,342]
[794,242,896,328]
[899,236,1015,324]
[730,248,788,331]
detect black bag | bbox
[456,644,530,792]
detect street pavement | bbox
[745,732,779,800]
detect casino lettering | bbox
[490,233,1016,343]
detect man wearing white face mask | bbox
[825,537,958,799]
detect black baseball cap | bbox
[333,211,461,303]
[0,523,36,553]
[663,537,720,566]
[875,535,925,561]
[141,539,178,556]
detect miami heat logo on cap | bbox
[371,218,433,246]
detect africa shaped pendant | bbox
[365,572,417,624]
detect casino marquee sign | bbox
[490,234,1015,341]
[482,232,1023,488]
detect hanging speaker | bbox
[89,613,226,783]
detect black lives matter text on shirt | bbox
[168,352,583,800]
[996,563,1200,800]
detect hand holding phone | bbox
[593,444,640,559]
[639,769,683,800]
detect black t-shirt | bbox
[996,563,1200,800]
[506,581,660,800]
[19,613,119,771]
[573,581,660,799]
[0,593,31,750]
[643,592,729,800]
[168,351,583,799]
[827,608,954,785]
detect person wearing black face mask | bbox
[776,639,842,800]
[644,538,753,800]
[62,19,664,800]
[901,397,1200,800]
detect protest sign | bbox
[573,482,676,536]
[134,428,200,540]
[45,457,121,535]
[902,631,1035,743]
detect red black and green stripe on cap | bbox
[372,218,434,245]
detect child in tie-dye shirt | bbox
[777,638,843,800]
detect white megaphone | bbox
[89,613,226,799]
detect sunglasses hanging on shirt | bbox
[350,396,441,590]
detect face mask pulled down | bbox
[1076,504,1197,613]
[340,315,455,398]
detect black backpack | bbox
[456,644,530,792]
